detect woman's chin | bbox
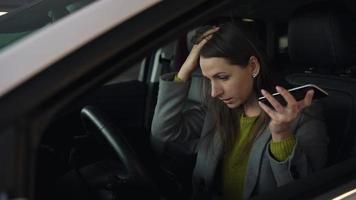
[224,101,240,109]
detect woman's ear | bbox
[248,56,260,78]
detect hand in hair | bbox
[258,86,315,141]
[177,26,219,81]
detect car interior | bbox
[27,0,356,199]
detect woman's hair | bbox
[196,20,275,155]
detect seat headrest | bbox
[288,8,356,70]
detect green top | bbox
[222,114,296,200]
[222,114,258,200]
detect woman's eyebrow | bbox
[212,72,227,78]
[201,72,227,79]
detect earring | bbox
[252,73,257,78]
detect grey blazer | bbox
[151,73,329,199]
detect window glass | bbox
[0,0,95,51]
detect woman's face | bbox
[200,56,258,108]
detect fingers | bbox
[259,87,315,117]
[195,26,219,46]
[276,86,297,107]
[201,26,220,38]
[305,89,314,105]
[196,34,213,48]
[260,87,315,135]
[258,101,276,119]
[261,89,284,112]
[298,89,314,109]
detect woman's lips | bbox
[221,97,233,104]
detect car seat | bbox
[286,5,356,165]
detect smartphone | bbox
[258,84,328,107]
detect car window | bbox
[0,0,95,50]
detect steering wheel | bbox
[80,105,158,196]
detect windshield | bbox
[0,0,95,50]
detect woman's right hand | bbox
[177,26,219,81]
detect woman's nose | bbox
[211,83,222,98]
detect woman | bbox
[151,21,328,199]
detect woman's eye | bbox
[218,76,229,81]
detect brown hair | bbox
[198,20,274,155]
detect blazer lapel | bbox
[243,126,271,199]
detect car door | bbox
[0,0,233,199]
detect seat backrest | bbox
[287,6,356,165]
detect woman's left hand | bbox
[258,86,314,141]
